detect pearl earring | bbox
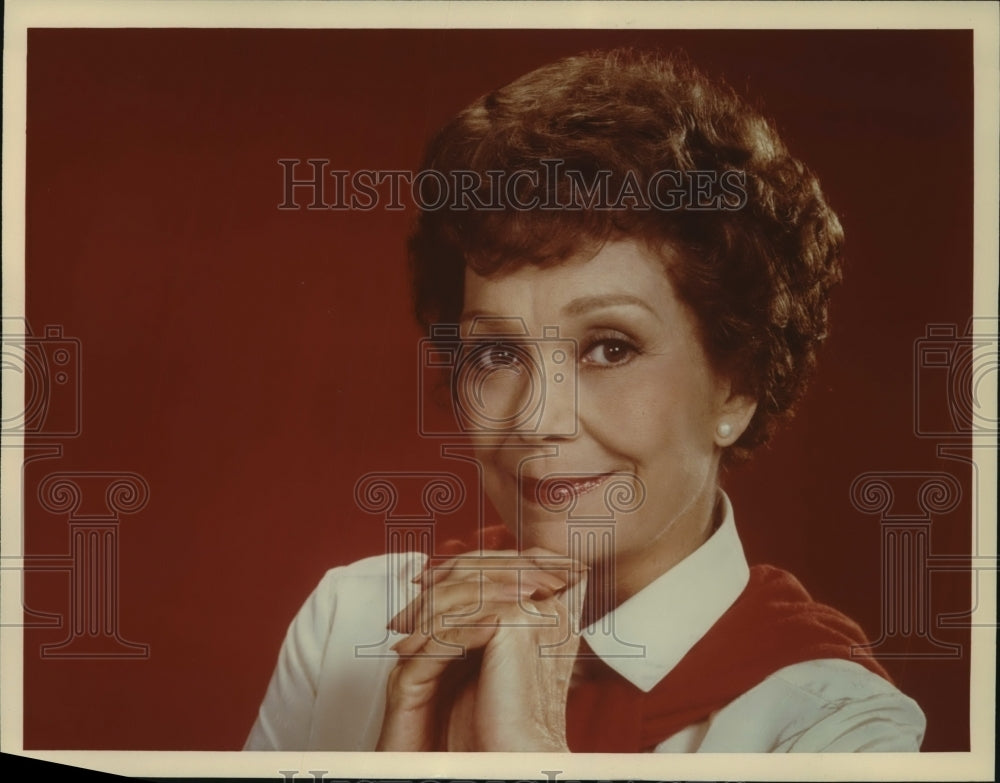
[717,422,733,439]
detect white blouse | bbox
[245,497,925,752]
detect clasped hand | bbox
[376,548,588,752]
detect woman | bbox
[245,49,925,752]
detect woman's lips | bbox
[519,473,613,506]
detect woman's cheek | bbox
[584,380,662,457]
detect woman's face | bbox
[459,239,755,599]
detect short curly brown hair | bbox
[410,49,844,462]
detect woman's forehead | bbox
[461,240,680,323]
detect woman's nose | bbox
[526,341,579,440]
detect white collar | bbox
[580,492,750,692]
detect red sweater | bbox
[564,563,889,751]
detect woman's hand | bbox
[376,549,587,752]
[442,568,585,752]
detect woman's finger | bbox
[415,551,587,590]
[390,612,501,659]
[388,576,558,635]
[395,563,567,635]
[393,588,575,659]
[376,614,500,752]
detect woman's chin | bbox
[502,517,575,557]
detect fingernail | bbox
[387,608,405,632]
[533,574,567,592]
[501,582,537,598]
[391,634,418,656]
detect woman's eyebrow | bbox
[561,294,659,320]
[458,312,531,336]
[459,310,494,325]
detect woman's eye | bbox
[486,345,517,366]
[583,339,637,367]
[468,342,524,370]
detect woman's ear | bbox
[712,385,758,447]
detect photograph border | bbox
[2,1,997,779]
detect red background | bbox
[22,29,973,751]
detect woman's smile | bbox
[518,471,614,506]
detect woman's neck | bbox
[580,488,722,627]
